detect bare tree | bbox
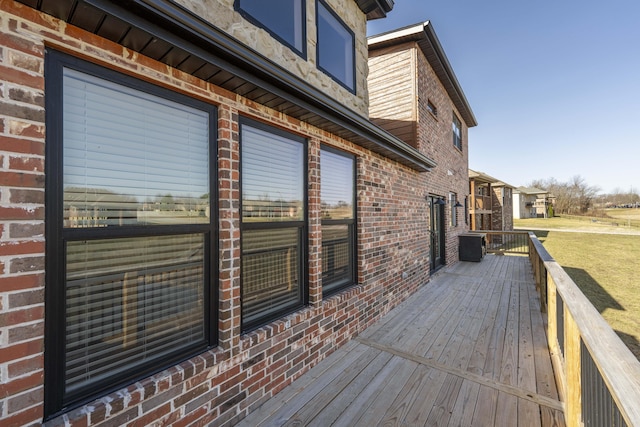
[528,175,600,214]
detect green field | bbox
[515,217,640,360]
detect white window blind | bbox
[320,148,355,294]
[60,67,211,395]
[63,68,210,227]
[320,149,354,219]
[65,235,205,393]
[240,122,305,329]
[241,125,304,221]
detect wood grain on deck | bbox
[238,255,565,426]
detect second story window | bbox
[317,0,355,92]
[236,0,305,56]
[427,99,438,117]
[452,113,462,150]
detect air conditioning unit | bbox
[459,233,486,262]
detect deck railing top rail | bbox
[473,230,530,255]
[526,231,640,427]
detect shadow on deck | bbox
[238,255,565,426]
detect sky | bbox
[367,0,640,194]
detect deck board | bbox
[237,255,566,427]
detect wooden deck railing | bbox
[471,195,492,211]
[474,230,530,255]
[525,232,640,427]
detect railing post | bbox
[547,275,566,403]
[565,310,582,427]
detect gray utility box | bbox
[459,233,486,262]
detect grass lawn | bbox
[515,216,640,233]
[606,207,640,222]
[515,218,640,360]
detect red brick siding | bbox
[491,187,514,231]
[368,41,470,268]
[0,2,434,426]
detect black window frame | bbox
[44,50,218,419]
[239,117,308,332]
[427,99,438,117]
[235,0,307,58]
[320,146,357,296]
[452,112,463,151]
[316,0,356,93]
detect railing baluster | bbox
[525,231,640,427]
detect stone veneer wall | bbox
[0,1,431,426]
[172,0,370,117]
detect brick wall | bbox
[0,2,47,426]
[491,187,514,231]
[0,2,432,426]
[367,41,471,269]
[414,43,470,265]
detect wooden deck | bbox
[238,255,566,426]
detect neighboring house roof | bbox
[368,21,477,127]
[18,0,435,171]
[493,181,516,189]
[469,169,499,184]
[469,170,515,189]
[515,186,549,195]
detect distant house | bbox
[0,1,479,426]
[368,21,477,272]
[513,187,553,218]
[491,181,515,231]
[468,170,514,231]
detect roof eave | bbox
[368,21,477,127]
[25,0,434,172]
[357,0,394,20]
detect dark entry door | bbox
[429,196,445,271]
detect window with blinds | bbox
[321,147,356,295]
[44,51,216,416]
[240,120,307,330]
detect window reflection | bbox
[236,0,305,55]
[241,124,304,222]
[320,147,355,295]
[240,120,306,330]
[62,67,209,228]
[317,0,355,91]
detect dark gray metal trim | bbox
[112,0,434,170]
[20,0,434,171]
[356,0,394,19]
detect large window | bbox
[44,51,217,417]
[452,113,462,150]
[321,147,356,295]
[240,119,307,330]
[236,0,306,56]
[316,0,355,92]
